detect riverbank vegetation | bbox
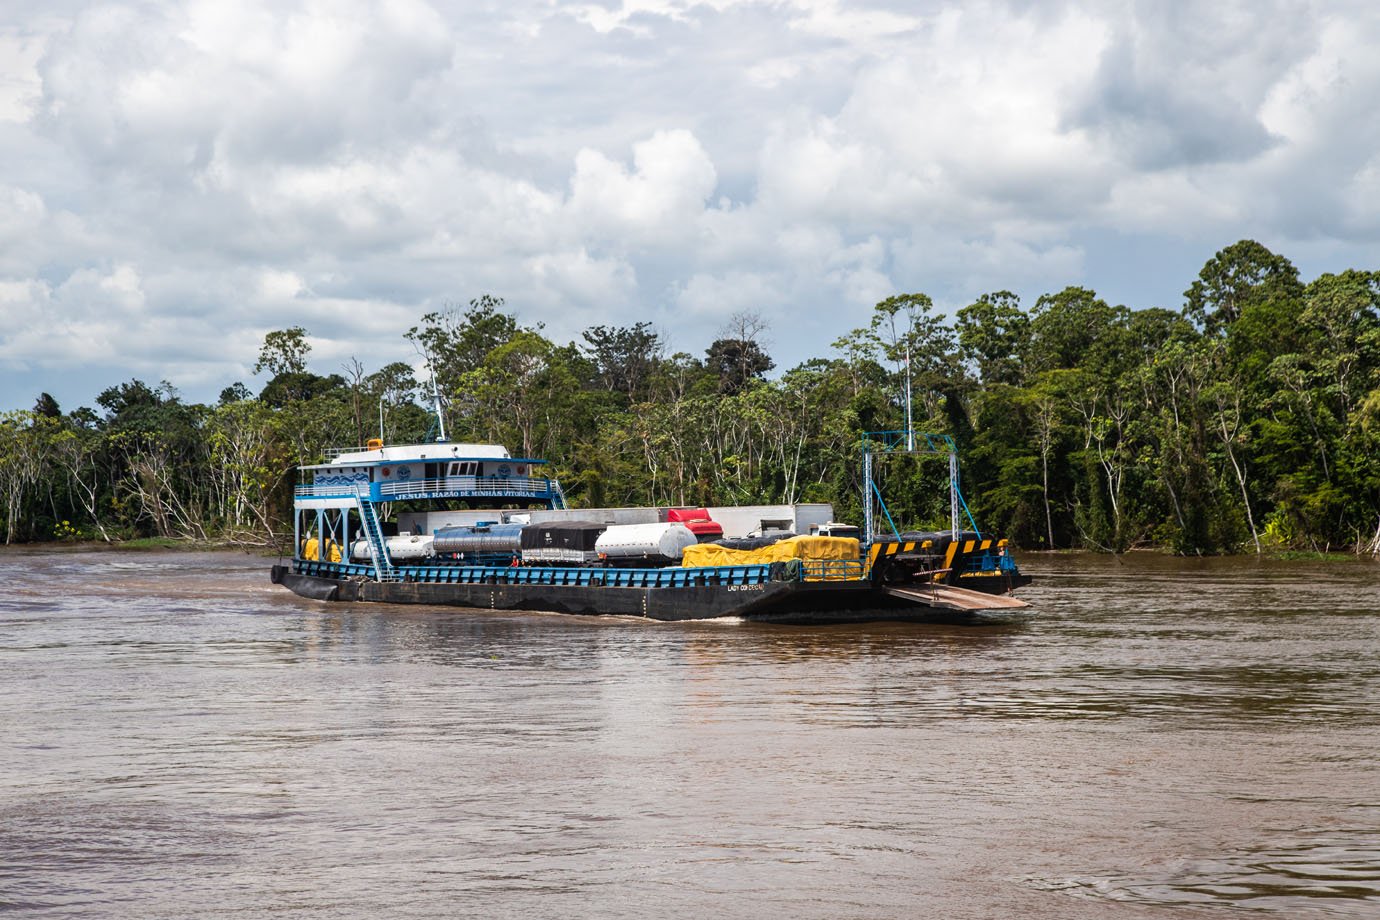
[3,240,1379,555]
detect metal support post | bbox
[862,449,874,545]
[949,450,960,541]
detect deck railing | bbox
[320,445,373,461]
[962,550,1020,575]
[801,559,867,582]
[294,559,777,588]
[295,482,370,498]
[376,476,557,497]
[293,556,878,587]
[295,476,562,499]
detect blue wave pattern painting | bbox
[313,473,371,487]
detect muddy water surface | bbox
[2,549,1378,918]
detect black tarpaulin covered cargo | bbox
[519,521,606,552]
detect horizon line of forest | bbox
[3,238,1379,556]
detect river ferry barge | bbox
[271,432,1031,624]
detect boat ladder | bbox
[354,491,397,582]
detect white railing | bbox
[321,445,372,460]
[296,476,563,498]
[296,482,368,497]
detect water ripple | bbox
[2,548,1379,918]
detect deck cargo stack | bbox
[595,522,698,566]
[665,507,724,542]
[519,521,606,565]
[432,523,525,563]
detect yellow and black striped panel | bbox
[943,540,999,582]
[866,540,918,566]
[869,537,992,583]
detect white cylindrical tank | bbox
[351,534,435,561]
[595,522,697,564]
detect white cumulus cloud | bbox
[0,0,1377,410]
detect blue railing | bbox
[298,560,377,578]
[295,557,881,587]
[962,551,1020,575]
[295,560,777,588]
[296,476,563,502]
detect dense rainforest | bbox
[3,240,1379,555]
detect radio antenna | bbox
[430,371,448,443]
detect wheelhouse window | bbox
[448,461,481,476]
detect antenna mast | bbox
[430,372,448,443]
[904,341,914,452]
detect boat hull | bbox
[270,565,1028,625]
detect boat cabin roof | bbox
[302,442,547,472]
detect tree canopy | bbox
[5,238,1379,556]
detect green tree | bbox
[33,393,61,419]
[1028,287,1123,373]
[407,295,520,388]
[253,326,311,377]
[956,291,1030,386]
[705,338,774,394]
[1185,239,1303,335]
[582,321,664,403]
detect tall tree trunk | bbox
[1042,450,1054,549]
[1221,438,1261,554]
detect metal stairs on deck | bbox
[354,491,397,582]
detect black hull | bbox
[270,566,1028,625]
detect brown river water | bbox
[2,549,1378,919]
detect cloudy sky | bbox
[1,0,1378,411]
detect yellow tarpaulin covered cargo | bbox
[681,535,860,568]
[302,537,342,563]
